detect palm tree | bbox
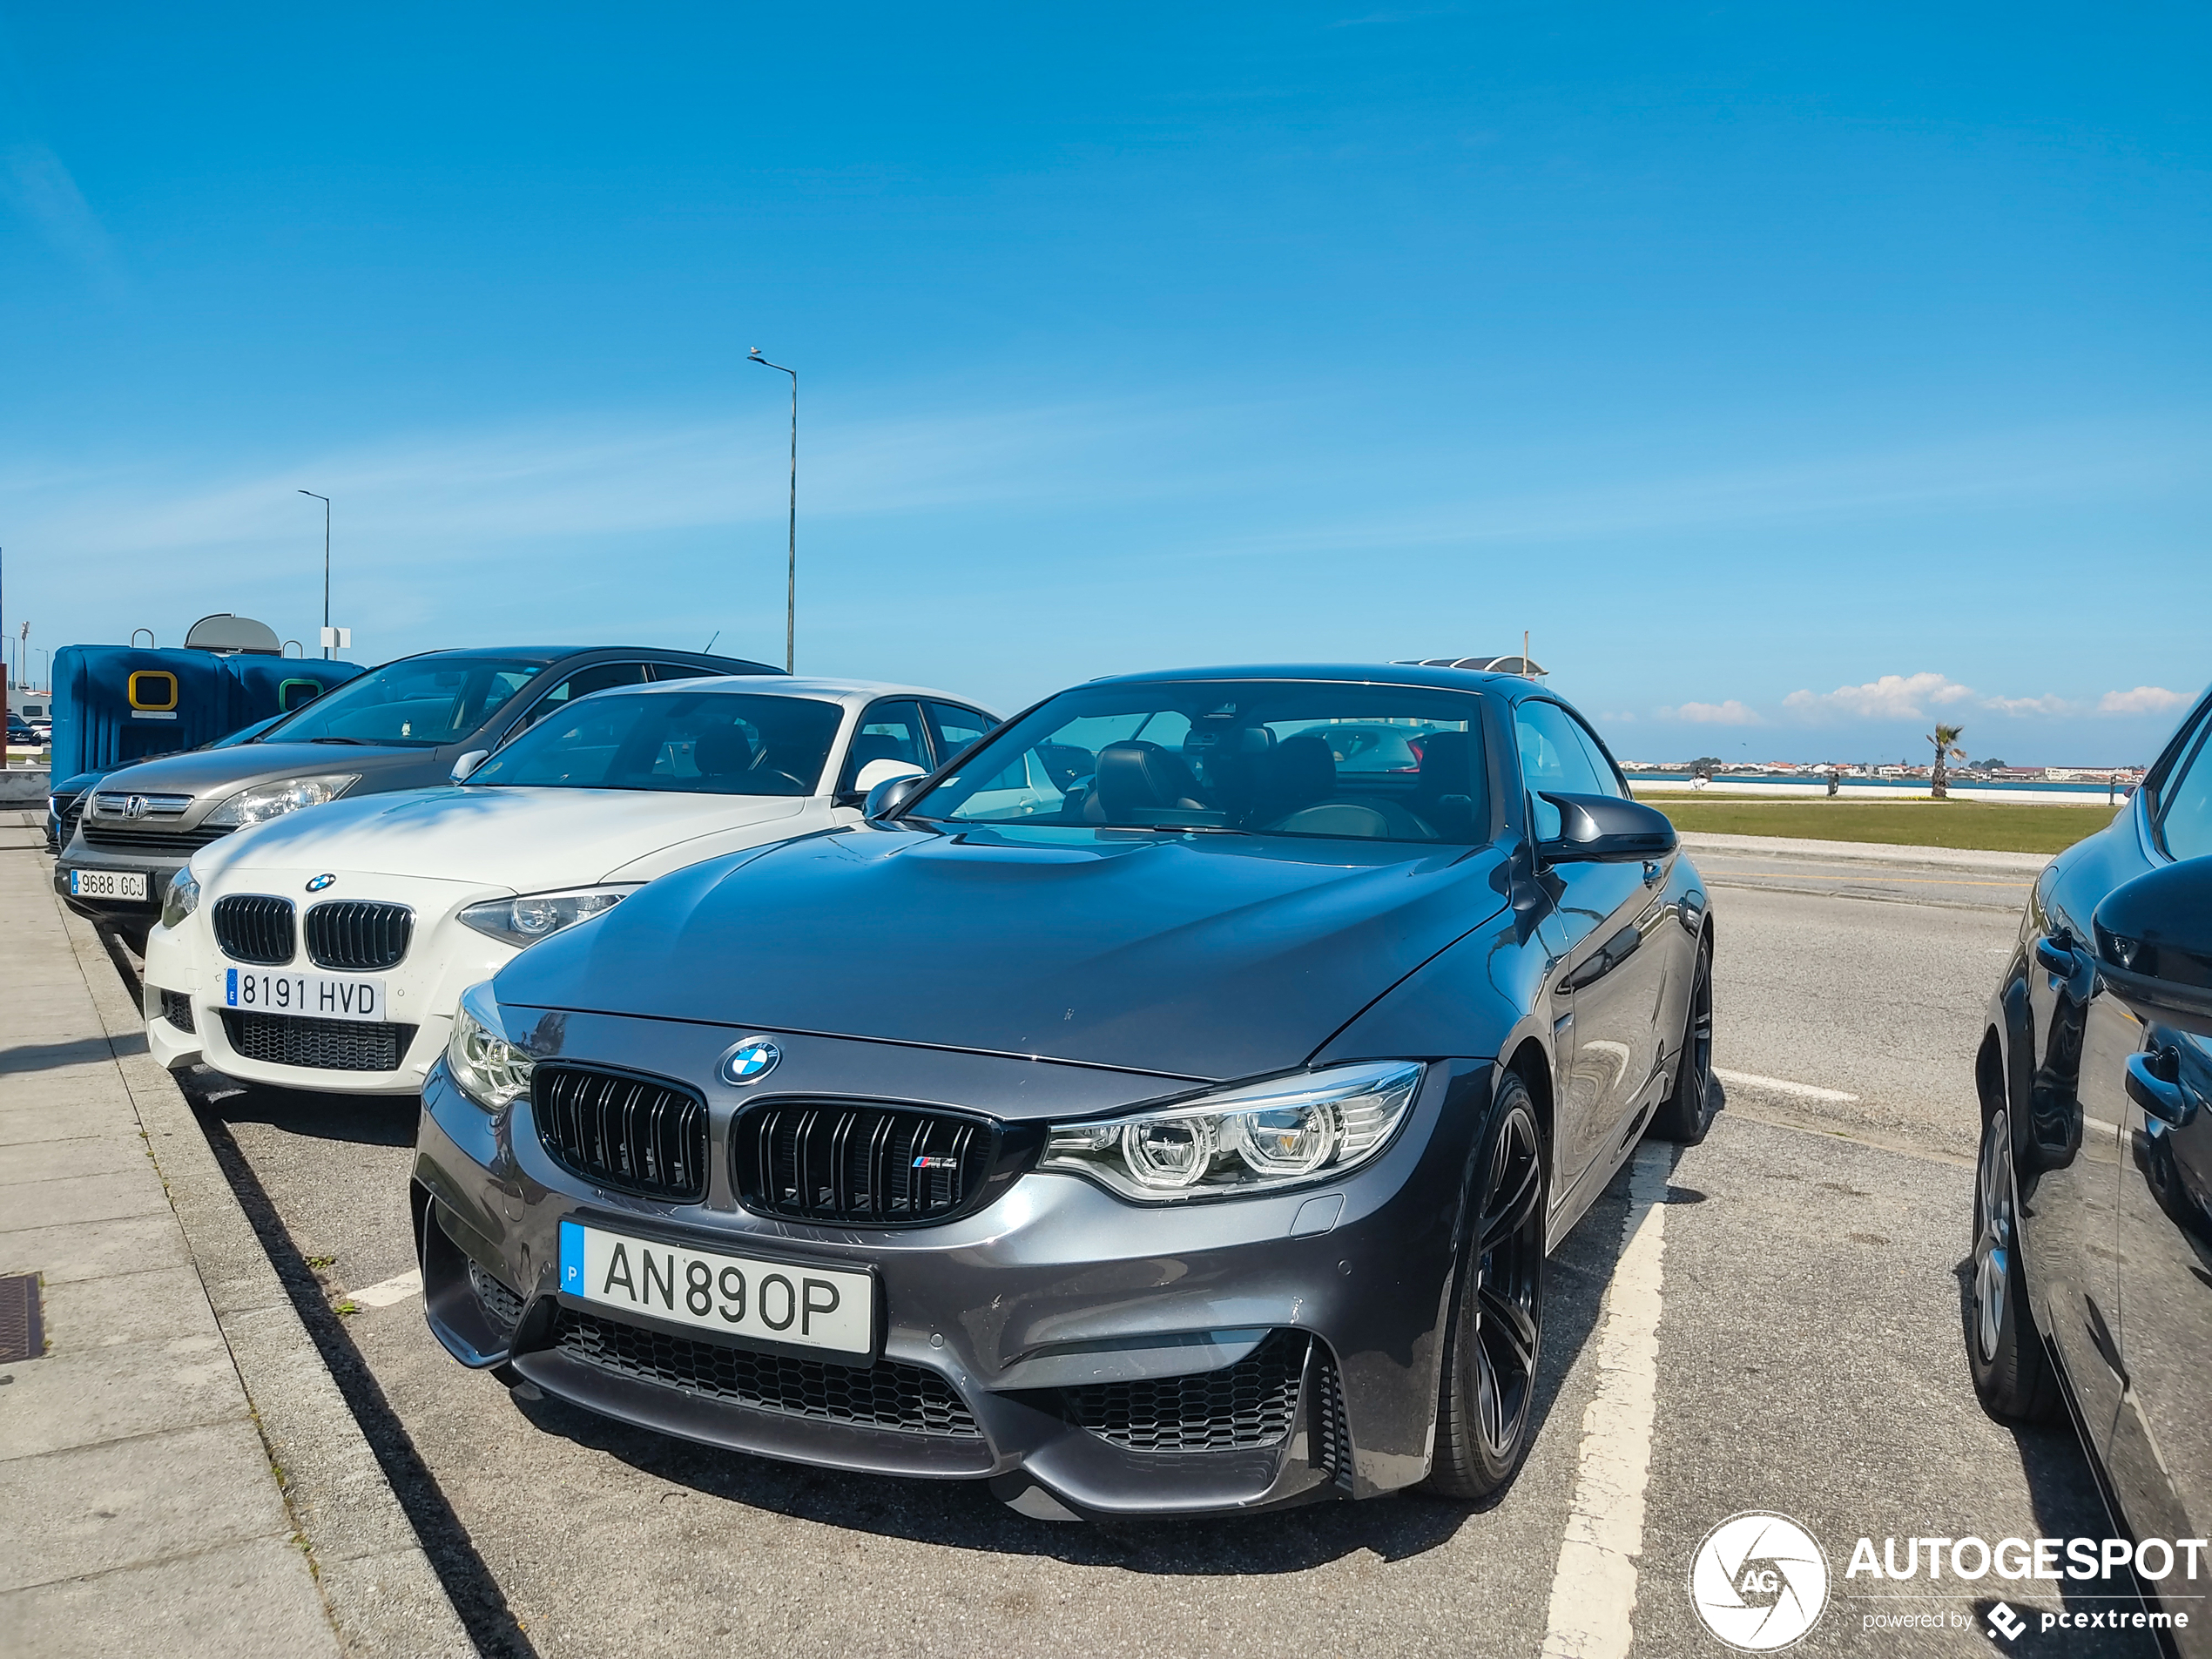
[1928,724,1966,799]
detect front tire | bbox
[1425,1073,1548,1502]
[1966,1105,2058,1421]
[1649,933,1716,1143]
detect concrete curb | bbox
[54,898,474,1659]
[1676,830,2055,874]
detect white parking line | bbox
[1714,1068,1859,1104]
[1540,1141,1674,1659]
[347,1268,423,1309]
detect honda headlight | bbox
[457,886,637,948]
[445,982,535,1111]
[202,772,359,828]
[161,867,200,930]
[1042,1060,1424,1202]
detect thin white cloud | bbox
[1783,673,1979,723]
[2098,685,2194,716]
[1981,693,2074,718]
[1,142,124,294]
[1659,699,1760,725]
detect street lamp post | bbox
[299,490,332,658]
[748,347,798,673]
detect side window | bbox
[1515,701,1619,840]
[516,662,648,731]
[2159,721,2212,861]
[926,703,995,765]
[648,662,718,683]
[837,699,928,794]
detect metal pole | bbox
[750,349,798,672]
[300,491,331,658]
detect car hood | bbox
[194,786,813,891]
[497,826,1513,1082]
[91,741,445,805]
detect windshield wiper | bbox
[305,736,377,745]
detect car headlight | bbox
[1042,1060,1424,1202]
[161,867,200,930]
[446,982,535,1112]
[202,772,360,828]
[456,886,637,948]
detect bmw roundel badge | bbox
[720,1038,781,1086]
[306,873,336,893]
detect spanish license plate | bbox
[67,868,147,900]
[558,1219,875,1361]
[224,968,388,1022]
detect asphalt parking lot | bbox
[172,867,2155,1659]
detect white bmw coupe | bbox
[141,676,998,1095]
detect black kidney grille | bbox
[212,895,295,964]
[733,1102,997,1226]
[305,900,413,970]
[1065,1330,1308,1453]
[535,1065,708,1201]
[219,1009,415,1071]
[554,1307,981,1438]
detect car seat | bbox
[1413,731,1482,842]
[1085,740,1209,823]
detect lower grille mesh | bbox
[554,1308,981,1438]
[469,1260,525,1332]
[158,990,195,1034]
[219,1010,415,1071]
[1065,1330,1307,1453]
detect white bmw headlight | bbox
[1042,1060,1424,1202]
[161,867,201,930]
[457,886,637,948]
[202,772,359,828]
[446,982,535,1112]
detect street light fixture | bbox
[299,490,332,658]
[748,347,798,673]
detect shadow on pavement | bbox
[189,1064,420,1148]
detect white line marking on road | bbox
[348,1268,422,1309]
[1540,1142,1674,1659]
[1714,1068,1859,1103]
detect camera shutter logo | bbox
[1689,1512,1830,1650]
[720,1038,781,1085]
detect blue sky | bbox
[3,3,2206,764]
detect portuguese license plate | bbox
[558,1219,875,1360]
[67,868,148,900]
[224,968,388,1022]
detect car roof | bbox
[617,675,994,710]
[395,646,786,674]
[1083,662,1547,698]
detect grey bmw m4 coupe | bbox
[413,664,1715,1520]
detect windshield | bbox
[467,690,845,796]
[913,681,1490,842]
[257,656,545,747]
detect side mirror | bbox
[2094,856,2212,1039]
[853,758,926,794]
[863,772,931,823]
[450,749,490,783]
[1535,791,1677,864]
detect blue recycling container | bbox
[49,644,363,779]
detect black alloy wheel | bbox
[1965,1104,2057,1421]
[1650,934,1716,1143]
[1426,1074,1548,1501]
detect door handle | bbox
[2126,1050,2198,1129]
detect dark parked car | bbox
[1969,685,2212,1652]
[414,664,1714,1519]
[56,645,780,950]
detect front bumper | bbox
[54,838,187,934]
[412,1022,1498,1519]
[142,868,518,1096]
